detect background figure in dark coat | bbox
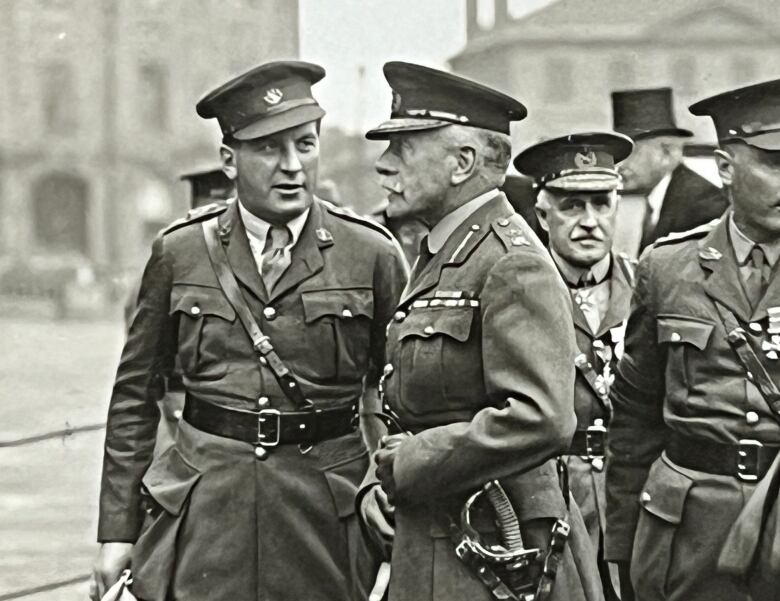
[611,87,728,256]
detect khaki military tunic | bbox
[606,215,780,601]
[98,198,407,601]
[365,193,604,601]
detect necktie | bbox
[261,225,292,292]
[745,245,769,308]
[410,234,433,282]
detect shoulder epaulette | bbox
[653,218,719,248]
[320,198,394,241]
[162,201,228,236]
[491,214,536,251]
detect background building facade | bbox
[452,0,780,148]
[0,0,299,303]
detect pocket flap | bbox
[657,315,714,350]
[141,446,202,516]
[639,457,694,525]
[301,288,374,323]
[398,308,475,343]
[323,451,368,518]
[170,284,236,321]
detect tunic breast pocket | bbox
[300,288,374,382]
[395,307,482,416]
[657,315,714,406]
[170,284,237,380]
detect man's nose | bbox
[375,149,398,177]
[280,145,303,172]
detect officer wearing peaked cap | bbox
[358,61,604,601]
[605,78,780,601]
[91,61,407,601]
[515,132,635,600]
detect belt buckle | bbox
[737,439,763,481]
[258,408,281,447]
[585,423,607,459]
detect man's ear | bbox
[535,206,550,233]
[451,145,477,185]
[714,148,735,187]
[220,145,238,180]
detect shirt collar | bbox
[647,172,673,215]
[728,211,780,267]
[551,249,611,287]
[427,189,497,254]
[238,199,310,248]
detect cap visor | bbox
[233,105,326,140]
[545,172,621,192]
[365,118,450,140]
[729,131,780,151]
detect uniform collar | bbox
[237,199,310,249]
[728,211,780,268]
[551,249,611,288]
[427,189,498,253]
[647,171,672,217]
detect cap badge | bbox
[263,88,284,106]
[574,150,597,168]
[391,91,403,113]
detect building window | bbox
[608,58,635,89]
[32,173,89,254]
[731,56,757,86]
[544,58,574,102]
[41,62,77,134]
[671,57,697,96]
[138,62,169,131]
[476,0,496,30]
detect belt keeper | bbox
[254,336,274,355]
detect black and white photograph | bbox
[3,1,780,600]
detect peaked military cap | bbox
[180,166,234,209]
[365,61,527,140]
[689,79,780,151]
[612,87,693,140]
[513,132,634,192]
[196,61,326,141]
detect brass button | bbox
[423,326,435,335]
[640,491,651,504]
[670,332,681,342]
[746,411,760,425]
[263,306,277,320]
[383,363,394,377]
[172,409,183,420]
[593,418,604,427]
[341,308,353,318]
[259,356,268,366]
[257,396,270,408]
[747,371,755,382]
[749,322,763,333]
[393,310,406,322]
[254,446,268,459]
[470,224,480,231]
[190,305,201,315]
[498,218,510,227]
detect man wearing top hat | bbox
[612,87,727,255]
[514,132,635,600]
[605,78,780,601]
[91,61,407,601]
[359,61,604,601]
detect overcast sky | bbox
[299,0,556,134]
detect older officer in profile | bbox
[359,62,604,601]
[605,79,780,601]
[515,132,635,600]
[91,61,407,601]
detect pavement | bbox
[1,317,125,600]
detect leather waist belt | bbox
[183,394,357,446]
[666,432,780,482]
[567,423,607,458]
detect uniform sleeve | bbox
[604,250,669,561]
[391,251,578,504]
[98,235,175,542]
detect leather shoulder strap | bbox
[713,300,780,422]
[201,219,312,410]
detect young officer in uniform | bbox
[359,62,604,601]
[514,132,635,600]
[605,79,780,601]
[90,61,407,601]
